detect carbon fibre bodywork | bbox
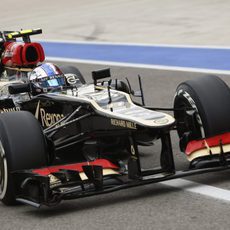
[1,29,230,208]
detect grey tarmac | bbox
[1,1,230,229]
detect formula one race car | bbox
[0,29,230,208]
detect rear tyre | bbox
[0,111,48,205]
[174,75,230,151]
[60,65,86,84]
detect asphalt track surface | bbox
[2,0,230,46]
[2,64,230,230]
[2,1,230,230]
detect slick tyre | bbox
[174,75,230,151]
[60,65,86,84]
[0,111,48,205]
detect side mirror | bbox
[8,83,30,94]
[92,68,111,85]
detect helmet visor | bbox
[38,74,66,88]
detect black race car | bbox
[0,29,230,208]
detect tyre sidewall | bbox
[174,84,206,138]
[0,111,48,205]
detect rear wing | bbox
[0,29,44,71]
[0,28,42,43]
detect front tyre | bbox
[174,75,230,151]
[0,111,48,205]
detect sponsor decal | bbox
[35,101,64,127]
[0,107,20,113]
[130,145,135,155]
[66,74,79,85]
[111,118,137,129]
[40,108,64,127]
[48,174,62,188]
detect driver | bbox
[29,63,66,95]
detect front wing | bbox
[13,132,230,208]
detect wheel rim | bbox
[174,90,207,152]
[0,141,8,199]
[175,89,205,139]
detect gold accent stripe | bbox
[79,169,119,180]
[187,144,230,161]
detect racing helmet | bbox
[29,63,66,94]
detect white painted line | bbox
[161,179,230,202]
[47,56,230,75]
[38,39,230,50]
